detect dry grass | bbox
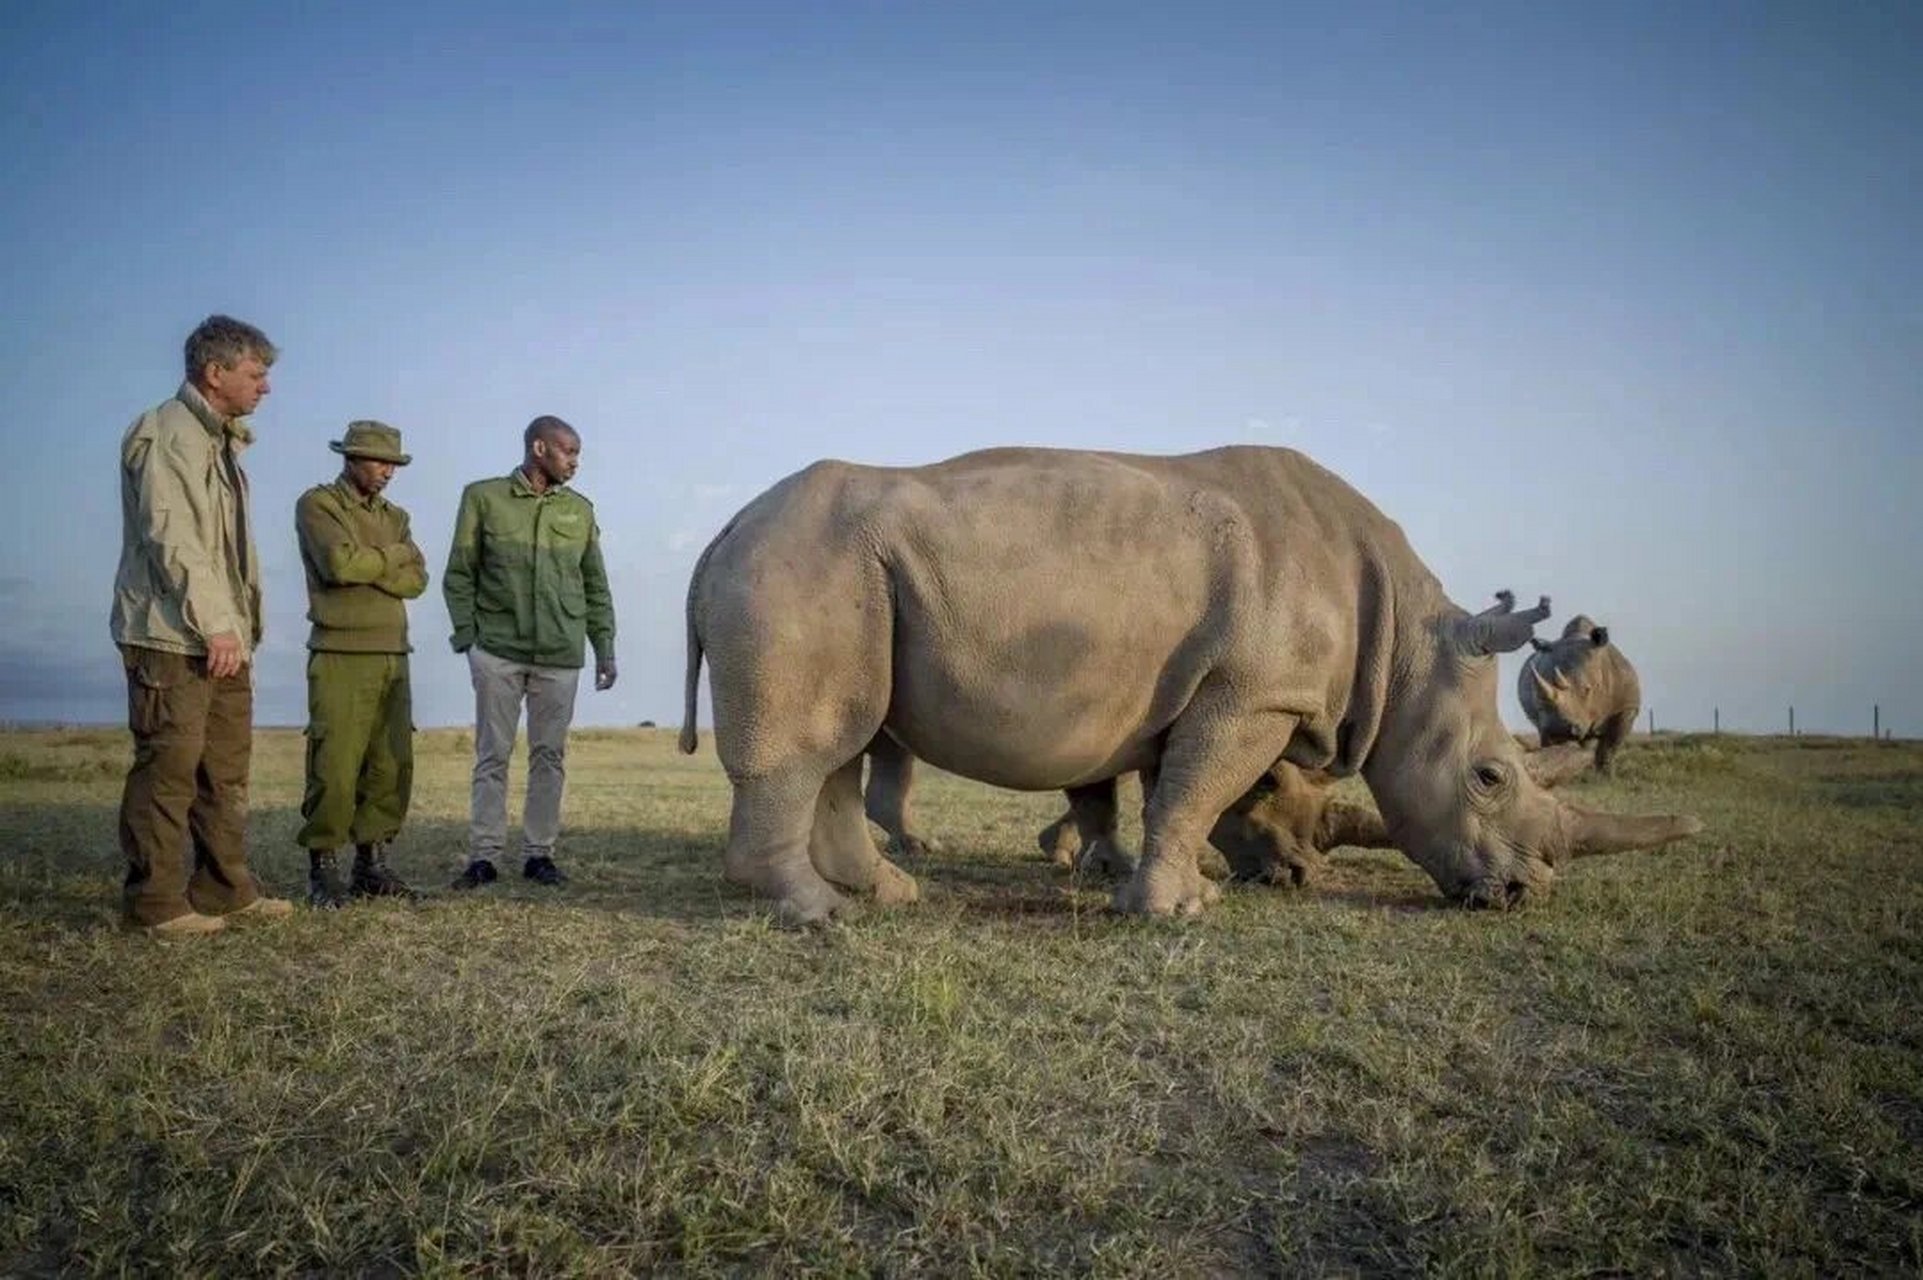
[2,728,1920,1275]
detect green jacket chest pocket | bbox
[543,510,588,548]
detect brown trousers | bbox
[118,645,263,925]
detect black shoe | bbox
[351,842,420,899]
[451,858,499,890]
[522,855,567,887]
[308,849,349,909]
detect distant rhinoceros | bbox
[1519,615,1642,774]
[681,446,1701,924]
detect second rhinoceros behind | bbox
[681,445,1702,925]
[1519,615,1643,774]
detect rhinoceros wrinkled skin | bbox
[680,445,1702,924]
[1519,615,1643,775]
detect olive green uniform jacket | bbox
[442,470,615,669]
[295,477,428,652]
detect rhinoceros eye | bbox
[1471,762,1508,793]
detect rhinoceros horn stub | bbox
[1564,804,1705,859]
[1456,594,1551,657]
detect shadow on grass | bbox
[0,797,1454,937]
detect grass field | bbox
[2,726,1920,1276]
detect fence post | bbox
[1874,704,1880,739]
[1646,707,1655,735]
[1789,706,1796,737]
[1713,706,1720,734]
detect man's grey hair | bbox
[184,315,278,380]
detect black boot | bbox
[351,842,419,899]
[308,849,349,909]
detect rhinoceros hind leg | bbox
[724,772,849,927]
[811,757,920,906]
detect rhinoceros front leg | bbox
[812,756,921,907]
[1592,709,1635,776]
[863,734,945,859]
[1115,707,1298,918]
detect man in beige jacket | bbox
[110,315,294,936]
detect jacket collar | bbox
[509,466,570,499]
[330,474,386,511]
[177,381,256,450]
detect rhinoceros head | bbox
[1366,591,1701,908]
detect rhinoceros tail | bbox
[679,520,733,755]
[679,622,703,755]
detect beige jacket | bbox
[110,381,264,657]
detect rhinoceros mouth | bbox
[1457,877,1536,910]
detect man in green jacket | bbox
[443,415,617,889]
[295,421,429,906]
[110,315,295,936]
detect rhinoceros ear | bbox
[1456,594,1551,657]
[1589,626,1610,649]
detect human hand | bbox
[206,632,245,680]
[595,657,618,691]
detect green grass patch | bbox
[2,729,1920,1274]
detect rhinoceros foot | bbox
[870,859,921,906]
[1112,858,1222,917]
[1235,848,1327,890]
[1073,838,1138,880]
[771,879,852,928]
[1037,816,1081,867]
[891,834,945,861]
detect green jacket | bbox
[295,477,428,653]
[110,381,265,657]
[443,469,615,669]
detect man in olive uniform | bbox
[112,315,295,937]
[295,421,429,906]
[443,415,617,889]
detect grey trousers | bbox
[467,646,581,864]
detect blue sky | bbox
[3,0,1918,735]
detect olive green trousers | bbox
[297,651,413,851]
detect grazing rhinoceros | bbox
[1519,615,1642,774]
[680,446,1701,924]
[865,735,1594,888]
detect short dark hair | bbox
[184,315,277,379]
[524,415,578,449]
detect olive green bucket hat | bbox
[329,420,412,465]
